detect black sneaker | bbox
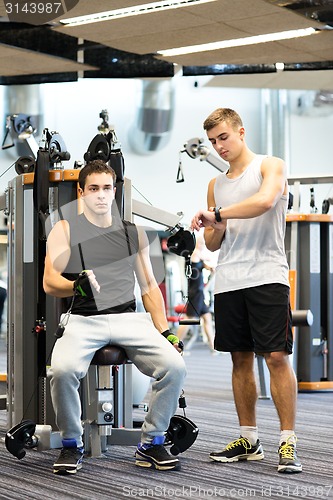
[278,439,302,473]
[210,437,264,462]
[135,436,180,471]
[53,439,84,475]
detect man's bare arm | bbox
[134,228,169,333]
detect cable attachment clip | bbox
[185,262,192,278]
[54,293,76,338]
[178,389,187,416]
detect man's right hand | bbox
[73,270,100,297]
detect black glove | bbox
[73,271,94,298]
[162,330,184,351]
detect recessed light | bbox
[60,0,217,26]
[157,28,317,57]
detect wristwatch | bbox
[214,206,222,222]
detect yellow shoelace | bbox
[279,436,297,459]
[226,437,252,451]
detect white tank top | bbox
[213,154,290,294]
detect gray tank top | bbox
[63,214,139,314]
[213,155,289,293]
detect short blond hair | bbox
[203,108,243,132]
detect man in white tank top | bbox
[191,108,302,474]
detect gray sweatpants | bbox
[49,312,186,448]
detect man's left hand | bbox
[161,330,184,353]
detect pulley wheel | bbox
[5,419,37,459]
[15,156,36,174]
[84,134,111,162]
[166,415,199,455]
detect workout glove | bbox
[162,330,184,351]
[73,271,94,298]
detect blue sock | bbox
[62,438,84,452]
[139,435,165,449]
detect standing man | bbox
[191,108,301,474]
[44,159,185,474]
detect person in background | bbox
[176,231,217,354]
[191,107,302,474]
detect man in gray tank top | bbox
[44,160,186,474]
[191,108,302,474]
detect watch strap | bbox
[214,206,222,222]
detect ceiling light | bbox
[275,62,285,71]
[60,0,216,26]
[157,27,317,57]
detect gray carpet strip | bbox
[0,344,332,499]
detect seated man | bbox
[43,159,185,475]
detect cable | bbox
[324,183,333,199]
[0,161,16,179]
[20,293,76,422]
[132,184,153,206]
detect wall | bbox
[288,89,333,213]
[0,77,332,227]
[40,76,262,227]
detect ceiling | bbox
[0,0,333,88]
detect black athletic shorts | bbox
[187,290,209,317]
[214,283,293,354]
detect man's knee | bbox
[232,351,254,371]
[264,351,290,370]
[171,355,187,382]
[161,353,186,382]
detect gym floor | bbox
[0,338,332,499]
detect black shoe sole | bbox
[135,455,180,471]
[53,464,82,475]
[210,451,264,463]
[135,458,181,471]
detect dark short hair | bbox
[78,160,117,190]
[203,108,243,132]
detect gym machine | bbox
[286,176,333,391]
[176,137,226,183]
[1,113,198,460]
